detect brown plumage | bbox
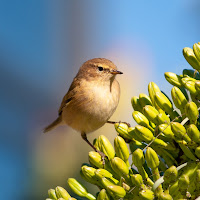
[44,58,122,153]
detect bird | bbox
[44,58,122,156]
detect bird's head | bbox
[78,58,123,82]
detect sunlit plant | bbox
[46,42,200,200]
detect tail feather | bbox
[43,117,62,133]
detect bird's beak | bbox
[110,69,123,75]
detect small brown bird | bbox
[44,58,122,154]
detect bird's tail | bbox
[43,116,62,133]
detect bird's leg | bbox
[107,120,131,127]
[81,132,107,164]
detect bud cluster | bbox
[46,43,200,199]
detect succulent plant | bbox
[46,42,200,200]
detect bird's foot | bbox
[96,149,107,166]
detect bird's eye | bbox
[98,66,103,71]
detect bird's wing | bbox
[58,77,80,115]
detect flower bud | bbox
[98,135,115,159]
[111,157,129,177]
[143,105,159,124]
[158,124,174,139]
[171,86,187,111]
[155,91,173,114]
[130,174,143,186]
[158,192,173,200]
[115,123,132,140]
[88,151,103,168]
[114,136,130,166]
[171,122,191,142]
[131,96,143,112]
[163,166,178,184]
[48,189,57,200]
[195,79,200,90]
[68,178,95,200]
[94,169,112,179]
[157,112,170,125]
[55,186,71,200]
[178,174,190,189]
[132,148,145,167]
[195,146,200,158]
[128,127,143,141]
[97,189,110,200]
[148,82,161,108]
[185,102,199,123]
[183,47,200,70]
[187,124,200,142]
[145,147,159,169]
[135,125,154,142]
[139,189,155,200]
[139,93,152,107]
[107,185,126,199]
[164,72,182,87]
[132,111,151,128]
[193,42,200,62]
[181,77,197,94]
[81,166,97,184]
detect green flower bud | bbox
[178,174,190,189]
[98,135,115,159]
[115,123,132,140]
[48,189,57,200]
[97,189,110,200]
[94,169,112,179]
[193,43,200,62]
[148,82,161,108]
[155,91,173,114]
[129,139,146,152]
[143,105,159,124]
[185,102,199,123]
[132,111,151,128]
[58,198,65,200]
[195,146,200,158]
[158,124,174,139]
[88,151,103,168]
[195,80,200,92]
[135,125,154,142]
[131,96,143,112]
[158,192,173,200]
[187,124,200,142]
[111,157,129,177]
[81,166,97,184]
[114,136,130,166]
[128,127,143,141]
[139,93,152,107]
[171,122,191,142]
[139,189,155,200]
[145,147,159,169]
[101,177,116,188]
[171,86,187,111]
[183,47,200,70]
[68,178,95,200]
[179,143,197,161]
[68,198,77,200]
[130,174,143,186]
[157,112,170,125]
[132,148,145,167]
[164,72,182,87]
[55,186,71,200]
[163,166,178,184]
[181,77,197,94]
[107,185,126,199]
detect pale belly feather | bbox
[62,80,120,133]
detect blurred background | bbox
[1,0,200,199]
